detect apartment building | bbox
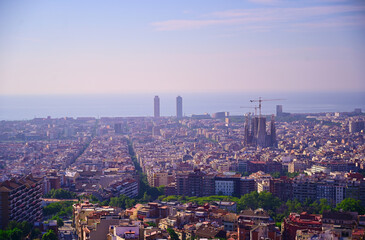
[0,174,43,228]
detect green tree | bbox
[336,198,365,214]
[109,194,135,209]
[163,195,178,202]
[89,194,99,202]
[177,195,186,202]
[20,221,32,237]
[238,191,259,210]
[45,188,77,199]
[286,199,303,213]
[125,198,136,209]
[43,202,62,216]
[303,198,314,208]
[308,200,320,213]
[167,228,179,240]
[42,230,57,240]
[51,215,64,227]
[157,185,165,195]
[270,172,281,178]
[158,195,166,201]
[142,192,152,202]
[8,228,22,240]
[30,228,42,239]
[109,196,119,208]
[43,201,74,219]
[257,191,281,211]
[273,213,286,223]
[0,230,9,240]
[318,199,331,214]
[285,172,300,178]
[4,221,32,239]
[147,222,157,227]
[6,221,19,231]
[275,222,282,230]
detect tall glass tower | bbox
[154,96,160,118]
[176,96,182,119]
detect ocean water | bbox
[0,92,364,120]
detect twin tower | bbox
[154,96,183,119]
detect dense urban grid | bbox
[0,97,364,240]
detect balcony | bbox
[31,209,38,216]
[11,196,18,203]
[15,208,22,216]
[11,192,19,199]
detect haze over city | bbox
[0,0,365,95]
[1,1,365,240]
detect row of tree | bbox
[128,141,165,201]
[44,188,77,199]
[42,201,75,228]
[0,221,55,240]
[160,195,239,205]
[161,191,365,225]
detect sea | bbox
[0,92,364,121]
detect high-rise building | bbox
[176,170,216,197]
[270,178,293,202]
[114,123,122,133]
[0,174,43,228]
[154,96,160,118]
[176,96,182,119]
[276,105,283,116]
[176,169,204,197]
[214,173,241,196]
[292,176,317,202]
[349,120,364,133]
[240,177,255,195]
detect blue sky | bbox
[0,0,364,94]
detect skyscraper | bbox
[154,96,160,118]
[176,96,182,119]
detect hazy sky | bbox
[0,0,364,95]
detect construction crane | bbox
[250,97,285,117]
[240,106,258,116]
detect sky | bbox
[0,0,364,95]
